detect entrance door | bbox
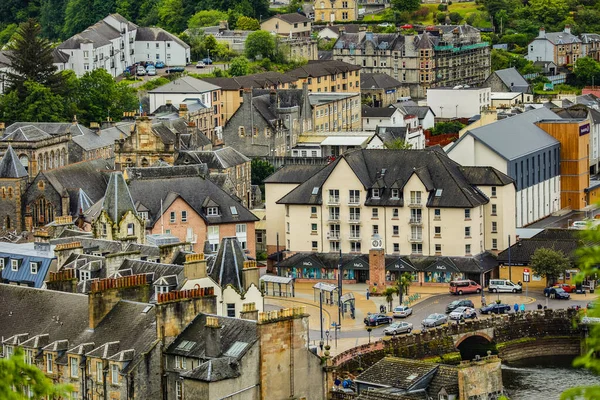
[357,270,369,283]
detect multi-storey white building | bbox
[266,148,516,259]
[427,87,491,119]
[57,14,189,78]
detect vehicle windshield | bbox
[449,301,459,306]
[395,306,405,311]
[453,307,466,312]
[555,288,565,293]
[390,323,400,327]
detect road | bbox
[305,292,592,341]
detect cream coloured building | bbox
[266,149,516,258]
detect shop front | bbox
[385,257,419,284]
[422,259,464,284]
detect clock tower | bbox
[368,234,386,293]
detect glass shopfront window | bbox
[386,270,418,283]
[425,271,463,283]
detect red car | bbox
[553,283,576,293]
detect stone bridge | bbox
[333,309,585,372]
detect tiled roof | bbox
[148,76,220,94]
[459,166,514,186]
[355,357,438,390]
[287,60,361,78]
[135,27,190,49]
[268,13,311,24]
[201,72,297,91]
[264,164,327,184]
[277,149,490,208]
[361,73,404,90]
[362,107,398,118]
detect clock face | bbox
[372,239,381,248]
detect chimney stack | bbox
[240,302,259,320]
[155,287,217,340]
[54,241,84,268]
[564,25,571,35]
[205,316,222,358]
[179,103,188,119]
[242,260,260,290]
[90,122,100,133]
[539,27,546,38]
[184,253,207,280]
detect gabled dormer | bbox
[202,197,220,217]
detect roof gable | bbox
[0,145,28,178]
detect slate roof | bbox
[489,67,531,94]
[277,149,490,208]
[59,18,125,50]
[0,242,55,288]
[148,76,220,94]
[355,357,438,390]
[2,122,92,142]
[179,148,250,170]
[71,125,124,151]
[267,13,311,24]
[376,126,408,144]
[313,24,361,35]
[101,172,138,223]
[362,107,398,118]
[426,365,458,398]
[264,164,327,184]
[0,285,156,366]
[182,357,241,382]
[125,175,258,227]
[208,237,248,292]
[135,27,190,49]
[166,312,258,364]
[361,73,404,90]
[201,72,297,91]
[454,107,561,161]
[0,145,27,178]
[496,229,582,264]
[459,166,514,186]
[287,60,361,78]
[126,165,206,180]
[541,30,581,45]
[394,104,434,119]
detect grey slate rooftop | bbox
[208,237,248,292]
[148,76,220,94]
[361,73,404,90]
[136,27,190,49]
[177,147,250,170]
[0,145,28,178]
[490,67,531,94]
[102,172,138,223]
[287,60,361,78]
[201,72,297,91]
[264,164,327,184]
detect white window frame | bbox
[80,270,91,281]
[111,364,119,384]
[181,211,188,222]
[96,361,103,382]
[176,380,183,400]
[372,188,380,199]
[11,259,18,271]
[391,189,399,199]
[30,262,38,275]
[46,353,54,373]
[0,258,4,270]
[70,357,79,377]
[170,211,176,223]
[207,207,219,216]
[25,349,33,365]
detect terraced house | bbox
[333,25,490,98]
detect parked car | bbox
[488,279,522,293]
[383,322,413,335]
[146,67,156,76]
[570,220,600,230]
[449,307,477,320]
[155,60,165,68]
[393,305,413,318]
[364,313,393,326]
[196,61,206,68]
[165,67,185,73]
[544,287,571,299]
[136,66,146,76]
[422,313,448,328]
[552,283,576,293]
[445,299,474,313]
[202,57,213,64]
[480,303,511,314]
[449,279,482,295]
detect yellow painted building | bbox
[288,60,361,93]
[309,92,362,133]
[314,0,359,22]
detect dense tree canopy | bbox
[530,248,571,283]
[245,30,276,60]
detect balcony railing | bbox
[408,235,423,243]
[328,232,341,240]
[328,214,340,222]
[348,197,360,205]
[328,196,340,205]
[349,217,361,224]
[409,217,422,225]
[349,234,361,241]
[408,200,422,208]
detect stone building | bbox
[361,73,409,108]
[333,26,490,98]
[175,147,252,207]
[23,159,112,229]
[481,67,533,104]
[222,88,312,157]
[313,0,359,22]
[287,60,362,93]
[0,145,29,231]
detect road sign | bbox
[523,271,530,283]
[524,268,529,273]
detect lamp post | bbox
[325,330,330,347]
[319,289,324,345]
[367,327,372,344]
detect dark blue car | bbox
[480,303,511,314]
[155,61,165,68]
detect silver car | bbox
[422,313,448,328]
[449,307,477,320]
[383,321,413,335]
[393,305,413,318]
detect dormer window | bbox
[30,262,38,275]
[11,259,19,271]
[46,353,54,373]
[207,207,219,216]
[127,223,135,236]
[156,286,169,294]
[372,188,380,199]
[391,189,399,199]
[80,271,91,281]
[139,211,148,219]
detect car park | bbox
[146,66,156,76]
[480,303,511,314]
[449,307,477,320]
[422,313,448,328]
[136,66,146,76]
[364,313,393,326]
[449,280,482,295]
[544,287,570,299]
[383,322,413,335]
[488,279,522,293]
[445,299,474,313]
[165,67,185,73]
[393,305,412,318]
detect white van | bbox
[488,279,522,293]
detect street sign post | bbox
[523,269,530,298]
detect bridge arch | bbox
[454,331,493,347]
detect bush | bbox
[412,6,430,20]
[431,121,465,135]
[438,4,447,11]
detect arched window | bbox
[141,158,149,167]
[61,148,66,166]
[19,154,29,172]
[49,151,54,169]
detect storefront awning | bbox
[423,258,461,273]
[385,257,417,271]
[341,256,369,270]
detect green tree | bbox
[530,247,571,284]
[383,287,396,311]
[188,10,228,29]
[245,30,276,59]
[251,158,275,195]
[157,0,187,33]
[0,23,18,46]
[527,0,569,29]
[0,348,72,399]
[384,138,413,150]
[574,57,600,86]
[63,0,99,38]
[448,12,463,24]
[395,272,413,305]
[431,121,465,135]
[76,69,138,125]
[229,56,250,76]
[6,19,61,94]
[39,0,66,40]
[391,0,420,14]
[236,16,260,31]
[20,80,66,122]
[203,34,218,54]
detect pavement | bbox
[265,282,599,356]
